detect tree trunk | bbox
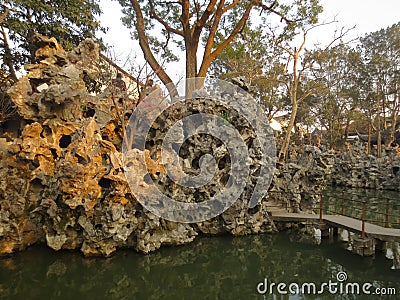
[367,122,371,155]
[344,119,350,141]
[390,92,398,145]
[1,27,17,82]
[279,100,298,161]
[377,91,382,157]
[131,0,177,98]
[197,2,253,79]
[383,93,387,130]
[185,41,197,79]
[185,41,198,97]
[279,50,300,162]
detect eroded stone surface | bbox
[267,145,334,212]
[0,36,333,256]
[330,142,400,190]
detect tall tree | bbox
[358,22,400,152]
[118,0,323,93]
[210,26,290,118]
[310,44,361,149]
[266,20,354,160]
[0,0,104,82]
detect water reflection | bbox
[0,232,398,299]
[385,242,400,270]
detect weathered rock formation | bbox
[0,36,330,256]
[267,145,335,212]
[330,142,400,190]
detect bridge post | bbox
[341,191,344,215]
[332,227,339,237]
[319,194,323,223]
[385,198,389,228]
[353,238,375,257]
[362,201,366,239]
[352,200,375,256]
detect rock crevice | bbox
[0,36,330,256]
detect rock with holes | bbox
[0,154,44,254]
[0,34,335,257]
[331,141,400,191]
[266,145,334,213]
[7,35,101,122]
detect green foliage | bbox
[118,0,323,82]
[0,0,104,79]
[305,44,360,147]
[210,26,290,117]
[258,0,323,42]
[219,110,232,125]
[357,23,400,121]
[212,8,400,151]
[306,23,400,148]
[119,0,182,63]
[0,69,16,122]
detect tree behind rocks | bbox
[0,0,104,82]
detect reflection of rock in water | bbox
[285,225,322,245]
[386,242,400,270]
[338,230,400,269]
[340,229,350,242]
[1,234,399,299]
[393,243,400,270]
[46,260,67,277]
[313,228,322,245]
[338,229,355,252]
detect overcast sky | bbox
[320,0,400,35]
[99,0,400,80]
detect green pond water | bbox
[1,188,399,300]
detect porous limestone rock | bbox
[331,142,400,191]
[0,35,331,256]
[266,145,334,212]
[8,35,93,122]
[0,153,44,254]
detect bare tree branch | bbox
[198,1,254,77]
[1,26,17,82]
[130,0,174,90]
[194,0,217,36]
[222,0,239,14]
[149,0,184,36]
[256,0,300,24]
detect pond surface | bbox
[1,187,399,299]
[0,231,399,300]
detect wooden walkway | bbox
[271,212,400,242]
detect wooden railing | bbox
[266,189,400,238]
[323,189,400,229]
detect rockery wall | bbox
[0,37,329,256]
